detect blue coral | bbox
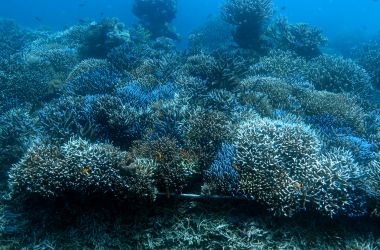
[306,113,353,135]
[205,143,239,195]
[65,59,119,96]
[149,105,185,141]
[340,135,376,162]
[116,82,176,108]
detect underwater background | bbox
[1,0,380,249]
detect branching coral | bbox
[130,136,198,194]
[238,76,303,113]
[353,42,380,90]
[234,118,321,216]
[188,17,233,54]
[330,135,375,163]
[309,148,367,217]
[266,18,327,58]
[183,50,250,90]
[106,27,175,75]
[251,50,374,97]
[38,96,95,142]
[132,0,178,40]
[87,95,147,148]
[121,157,158,200]
[116,82,176,109]
[0,107,37,185]
[221,0,273,49]
[239,76,367,134]
[204,143,239,196]
[182,54,219,83]
[0,51,72,106]
[202,89,242,114]
[123,51,181,87]
[185,110,233,170]
[297,90,367,135]
[107,42,153,72]
[148,98,188,141]
[78,18,130,59]
[0,29,80,108]
[233,118,367,217]
[363,158,380,217]
[9,138,157,200]
[65,59,120,96]
[305,54,373,96]
[250,50,309,81]
[0,19,38,58]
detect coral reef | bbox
[221,0,273,49]
[0,108,37,164]
[132,0,178,40]
[205,143,239,195]
[185,110,232,170]
[250,50,374,97]
[233,118,321,216]
[77,18,130,59]
[1,2,380,248]
[182,50,250,90]
[353,42,380,89]
[363,158,380,216]
[266,18,327,58]
[38,96,94,142]
[131,136,198,194]
[9,138,157,200]
[0,19,38,58]
[305,54,373,96]
[250,49,309,80]
[233,118,367,217]
[87,94,147,147]
[188,17,234,54]
[65,59,119,96]
[239,76,367,134]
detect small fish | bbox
[280,6,286,11]
[34,17,42,22]
[100,12,104,17]
[78,18,86,24]
[78,3,86,7]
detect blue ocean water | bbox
[1,0,380,38]
[1,0,380,248]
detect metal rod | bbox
[157,192,245,200]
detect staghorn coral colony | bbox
[1,0,380,248]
